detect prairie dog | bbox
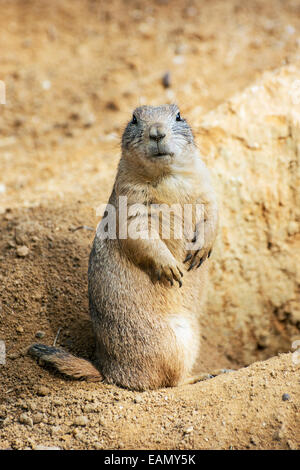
[29,104,218,391]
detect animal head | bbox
[121,104,196,178]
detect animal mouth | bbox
[153,152,168,157]
[151,151,173,158]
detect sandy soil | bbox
[0,0,300,450]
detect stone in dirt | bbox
[16,245,29,257]
[73,416,89,426]
[0,340,6,365]
[34,445,62,450]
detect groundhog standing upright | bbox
[29,104,218,391]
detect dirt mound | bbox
[0,0,300,450]
[1,354,299,450]
[201,65,300,366]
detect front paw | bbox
[151,261,184,287]
[183,247,212,271]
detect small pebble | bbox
[287,439,298,450]
[184,426,193,434]
[73,415,88,426]
[1,417,10,427]
[8,352,19,360]
[35,331,45,339]
[94,443,103,450]
[32,412,44,424]
[0,340,5,365]
[16,326,24,334]
[73,429,84,439]
[36,385,49,397]
[50,426,62,436]
[282,393,291,401]
[162,71,171,88]
[83,403,95,413]
[133,395,143,404]
[27,401,37,411]
[19,413,33,427]
[106,101,119,111]
[173,55,184,65]
[16,245,29,257]
[35,445,61,450]
[42,80,51,90]
[82,113,96,128]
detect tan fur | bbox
[29,105,218,391]
[42,352,102,382]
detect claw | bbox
[193,249,200,258]
[187,259,197,271]
[197,256,205,268]
[208,249,212,258]
[184,254,192,263]
[170,268,183,288]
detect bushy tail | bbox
[28,343,103,382]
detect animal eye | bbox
[176,112,182,121]
[131,114,137,124]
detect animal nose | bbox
[149,124,166,142]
